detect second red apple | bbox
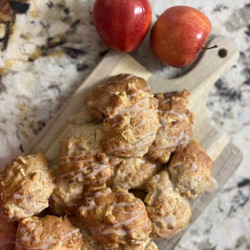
[150,6,212,68]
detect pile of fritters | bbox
[0,74,214,250]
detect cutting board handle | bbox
[149,36,239,96]
[183,36,239,92]
[147,35,239,161]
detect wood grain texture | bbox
[25,36,243,249]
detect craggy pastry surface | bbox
[16,215,83,250]
[77,187,152,249]
[109,157,161,190]
[50,176,85,216]
[148,91,193,164]
[86,74,160,158]
[59,123,112,189]
[0,154,54,221]
[145,171,192,239]
[168,139,214,199]
[86,74,149,120]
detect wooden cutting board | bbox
[25,35,243,249]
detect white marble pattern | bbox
[0,0,249,249]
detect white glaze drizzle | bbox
[81,190,147,239]
[20,227,80,250]
[88,208,145,237]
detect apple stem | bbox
[202,45,218,50]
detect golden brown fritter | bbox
[59,123,112,189]
[77,187,152,249]
[168,139,214,199]
[86,74,149,120]
[148,90,193,163]
[86,74,159,158]
[0,217,17,250]
[0,154,54,221]
[16,215,83,250]
[70,217,158,250]
[102,83,159,158]
[145,171,192,239]
[109,158,161,190]
[50,177,85,216]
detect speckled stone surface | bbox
[0,0,249,249]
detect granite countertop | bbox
[0,0,249,249]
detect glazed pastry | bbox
[168,139,214,199]
[102,81,159,158]
[86,74,149,120]
[0,217,17,250]
[77,187,152,249]
[16,215,83,250]
[0,154,54,221]
[70,216,158,250]
[50,176,85,216]
[145,171,192,239]
[59,123,112,189]
[148,90,193,163]
[109,158,161,190]
[86,74,159,158]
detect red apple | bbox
[93,0,152,53]
[150,6,212,67]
